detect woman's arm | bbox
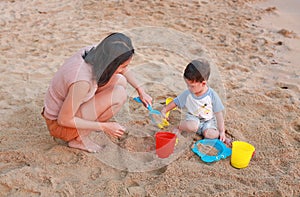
[122,69,152,107]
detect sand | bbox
[0,0,299,196]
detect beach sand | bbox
[0,0,299,196]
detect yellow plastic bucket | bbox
[231,141,255,169]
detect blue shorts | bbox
[186,113,217,135]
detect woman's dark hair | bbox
[82,33,134,87]
[184,59,210,82]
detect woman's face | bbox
[115,57,132,74]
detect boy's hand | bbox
[219,131,226,142]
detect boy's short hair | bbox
[184,59,210,82]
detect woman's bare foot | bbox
[68,137,104,153]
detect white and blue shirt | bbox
[174,87,224,121]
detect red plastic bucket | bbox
[155,132,177,158]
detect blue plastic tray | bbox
[192,139,232,163]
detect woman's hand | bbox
[102,122,126,138]
[137,88,153,108]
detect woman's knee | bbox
[96,74,127,93]
[114,74,127,88]
[112,85,127,105]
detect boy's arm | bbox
[215,111,226,141]
[161,101,177,118]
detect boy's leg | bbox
[203,129,219,139]
[202,119,232,147]
[176,113,200,133]
[201,117,219,139]
[203,129,232,147]
[178,120,199,133]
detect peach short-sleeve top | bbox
[44,46,98,120]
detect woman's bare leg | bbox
[68,74,127,152]
[80,74,127,121]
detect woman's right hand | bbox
[102,122,126,138]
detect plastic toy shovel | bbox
[133,97,169,129]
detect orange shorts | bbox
[41,108,79,142]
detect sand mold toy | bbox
[192,139,232,163]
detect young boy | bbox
[161,59,229,144]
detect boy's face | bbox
[184,78,207,96]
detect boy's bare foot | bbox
[68,137,104,153]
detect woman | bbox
[42,33,152,152]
